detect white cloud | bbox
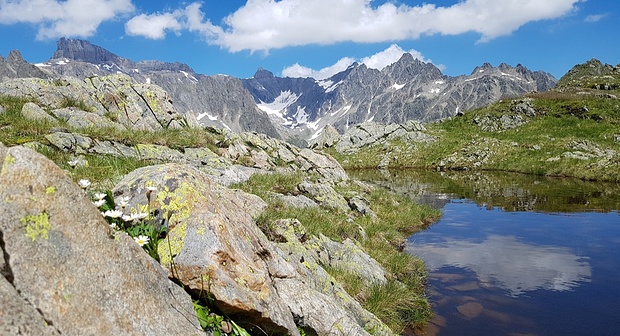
[281,44,441,79]
[206,0,582,52]
[282,57,356,80]
[125,2,221,40]
[584,13,608,23]
[360,44,433,70]
[0,0,134,39]
[125,12,182,39]
[407,235,591,297]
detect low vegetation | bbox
[329,89,620,182]
[233,173,440,332]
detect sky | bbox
[0,0,618,80]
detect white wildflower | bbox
[78,179,91,189]
[67,159,79,167]
[118,196,130,208]
[93,192,106,200]
[109,222,117,229]
[134,235,150,246]
[131,212,149,220]
[93,199,106,207]
[103,209,123,218]
[122,215,134,222]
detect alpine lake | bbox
[350,169,620,336]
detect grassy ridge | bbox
[329,90,620,182]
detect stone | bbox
[348,196,378,218]
[270,219,392,335]
[21,102,56,122]
[270,192,319,208]
[296,148,348,181]
[0,145,202,335]
[456,302,483,319]
[51,107,125,131]
[0,276,61,335]
[308,125,341,149]
[112,164,300,336]
[298,181,350,211]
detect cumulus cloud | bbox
[125,3,221,40]
[407,234,591,296]
[0,0,134,39]
[125,12,183,39]
[282,57,356,80]
[208,0,583,52]
[360,44,434,70]
[281,44,440,80]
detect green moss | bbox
[22,212,51,241]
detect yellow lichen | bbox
[157,222,188,266]
[1,154,16,176]
[22,212,51,241]
[45,186,56,194]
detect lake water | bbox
[351,170,620,336]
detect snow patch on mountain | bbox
[257,91,300,116]
[196,112,218,121]
[318,79,343,93]
[180,70,198,81]
[392,83,405,90]
[294,106,309,126]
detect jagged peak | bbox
[253,67,274,79]
[7,50,25,63]
[52,37,121,64]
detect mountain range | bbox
[1,38,557,144]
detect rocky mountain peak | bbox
[471,62,494,74]
[254,67,274,79]
[0,49,48,79]
[52,37,122,64]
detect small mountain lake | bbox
[350,170,620,336]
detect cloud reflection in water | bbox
[407,234,592,296]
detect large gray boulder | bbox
[21,102,56,123]
[112,163,392,336]
[112,164,300,336]
[0,144,202,335]
[308,125,341,149]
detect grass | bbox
[329,90,620,182]
[233,172,441,332]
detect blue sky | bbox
[0,0,618,80]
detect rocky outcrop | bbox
[0,74,193,131]
[308,125,341,149]
[335,120,435,154]
[112,164,392,336]
[0,144,202,335]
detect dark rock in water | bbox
[457,302,483,318]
